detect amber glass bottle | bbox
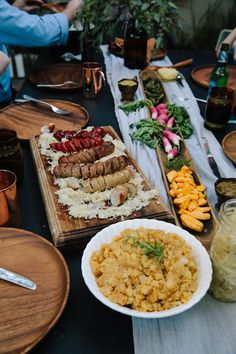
[124,20,147,70]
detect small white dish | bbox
[81,218,212,319]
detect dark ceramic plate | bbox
[29,63,82,91]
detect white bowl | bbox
[81,219,212,319]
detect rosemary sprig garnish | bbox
[126,236,165,262]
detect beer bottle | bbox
[124,19,147,70]
[207,43,229,97]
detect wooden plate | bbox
[108,40,167,61]
[191,64,236,89]
[29,126,175,250]
[29,63,82,91]
[222,130,236,165]
[0,100,89,140]
[0,228,70,354]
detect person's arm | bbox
[0,51,10,75]
[216,28,236,57]
[0,0,82,48]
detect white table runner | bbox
[100,45,236,354]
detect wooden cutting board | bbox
[139,69,217,251]
[30,126,175,250]
[0,228,70,354]
[0,100,89,140]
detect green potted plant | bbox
[77,0,180,49]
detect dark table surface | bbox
[15,46,235,354]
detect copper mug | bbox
[0,169,21,227]
[82,62,105,99]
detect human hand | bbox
[62,0,83,21]
[0,52,10,75]
[12,0,43,11]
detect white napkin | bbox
[101,45,236,212]
[101,44,236,354]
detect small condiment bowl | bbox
[215,178,236,208]
[118,77,138,102]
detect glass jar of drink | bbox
[210,198,236,301]
[204,86,235,130]
[0,129,24,185]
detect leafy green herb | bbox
[126,236,165,261]
[165,156,191,170]
[166,103,193,139]
[118,99,153,115]
[130,119,164,148]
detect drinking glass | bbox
[204,86,235,130]
[0,169,21,227]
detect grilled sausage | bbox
[58,141,115,164]
[53,155,129,180]
[110,183,137,206]
[82,166,135,193]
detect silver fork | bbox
[61,52,82,62]
[172,94,207,103]
[37,80,80,88]
[22,95,71,115]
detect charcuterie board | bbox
[30,126,175,250]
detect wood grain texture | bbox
[0,228,70,354]
[0,100,89,140]
[191,64,236,89]
[29,63,82,90]
[30,126,175,250]
[139,70,217,250]
[222,130,236,165]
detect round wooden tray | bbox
[0,99,89,140]
[222,130,236,165]
[0,228,70,354]
[29,63,82,91]
[191,64,236,89]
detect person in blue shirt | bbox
[0,0,82,105]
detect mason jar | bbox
[0,129,24,185]
[210,198,236,301]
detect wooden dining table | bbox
[11,44,236,354]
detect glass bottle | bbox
[0,129,24,185]
[124,19,147,70]
[82,22,94,62]
[210,198,236,302]
[207,43,229,97]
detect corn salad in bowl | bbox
[81,219,212,318]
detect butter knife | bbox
[176,73,184,87]
[201,137,221,178]
[0,267,37,290]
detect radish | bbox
[150,106,158,119]
[162,137,172,153]
[167,147,179,160]
[166,117,175,128]
[163,129,181,147]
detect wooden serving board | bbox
[0,100,89,140]
[30,126,175,250]
[139,70,217,250]
[0,228,69,354]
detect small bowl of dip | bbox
[118,77,138,102]
[215,178,236,208]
